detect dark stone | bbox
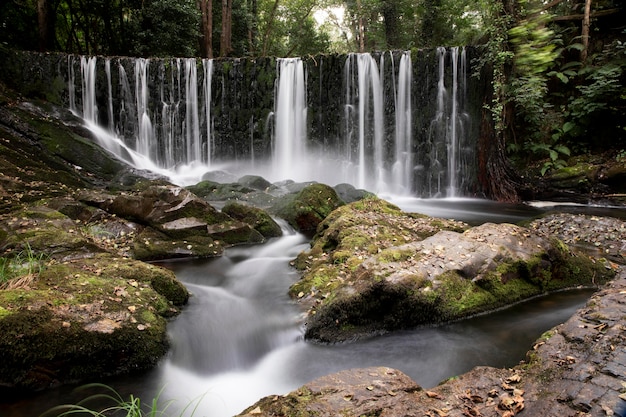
[222,202,282,238]
[237,175,272,191]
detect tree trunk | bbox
[581,0,592,63]
[478,67,522,202]
[199,0,214,58]
[37,0,57,51]
[220,0,233,57]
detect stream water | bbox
[1,199,614,417]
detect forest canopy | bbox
[1,0,619,59]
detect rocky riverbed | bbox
[1,74,626,416]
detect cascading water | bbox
[344,53,385,190]
[66,49,477,195]
[273,58,307,181]
[428,46,471,197]
[80,56,97,123]
[392,51,413,195]
[203,58,214,166]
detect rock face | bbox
[292,198,615,343]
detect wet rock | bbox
[292,198,615,343]
[0,253,188,392]
[270,183,344,232]
[237,175,272,191]
[333,183,373,203]
[238,367,423,417]
[529,213,626,264]
[222,202,283,239]
[240,268,626,417]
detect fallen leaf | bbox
[426,390,443,399]
[506,374,521,384]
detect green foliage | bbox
[0,244,48,288]
[547,30,626,149]
[130,0,201,57]
[44,383,204,417]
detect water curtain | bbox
[67,50,475,196]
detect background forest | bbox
[0,0,625,183]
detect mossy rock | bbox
[271,183,345,232]
[292,202,615,343]
[132,227,224,261]
[0,253,188,392]
[0,206,104,260]
[222,202,282,239]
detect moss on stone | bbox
[221,202,282,238]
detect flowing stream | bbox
[0,200,601,417]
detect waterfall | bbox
[185,58,201,163]
[344,53,385,191]
[273,58,307,182]
[426,46,471,198]
[135,58,153,158]
[66,49,477,195]
[203,59,214,166]
[80,56,97,123]
[393,52,413,195]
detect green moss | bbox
[377,248,416,263]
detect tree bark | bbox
[37,0,57,51]
[199,0,214,58]
[220,0,233,57]
[581,0,591,62]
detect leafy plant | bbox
[527,142,571,176]
[43,384,204,417]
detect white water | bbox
[68,52,471,195]
[392,51,413,195]
[273,58,307,181]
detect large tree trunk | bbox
[478,68,522,202]
[37,0,57,51]
[199,0,214,58]
[220,0,233,57]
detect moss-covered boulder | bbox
[291,198,615,343]
[222,202,282,239]
[270,183,345,232]
[0,253,188,392]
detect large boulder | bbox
[0,251,188,392]
[291,198,615,343]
